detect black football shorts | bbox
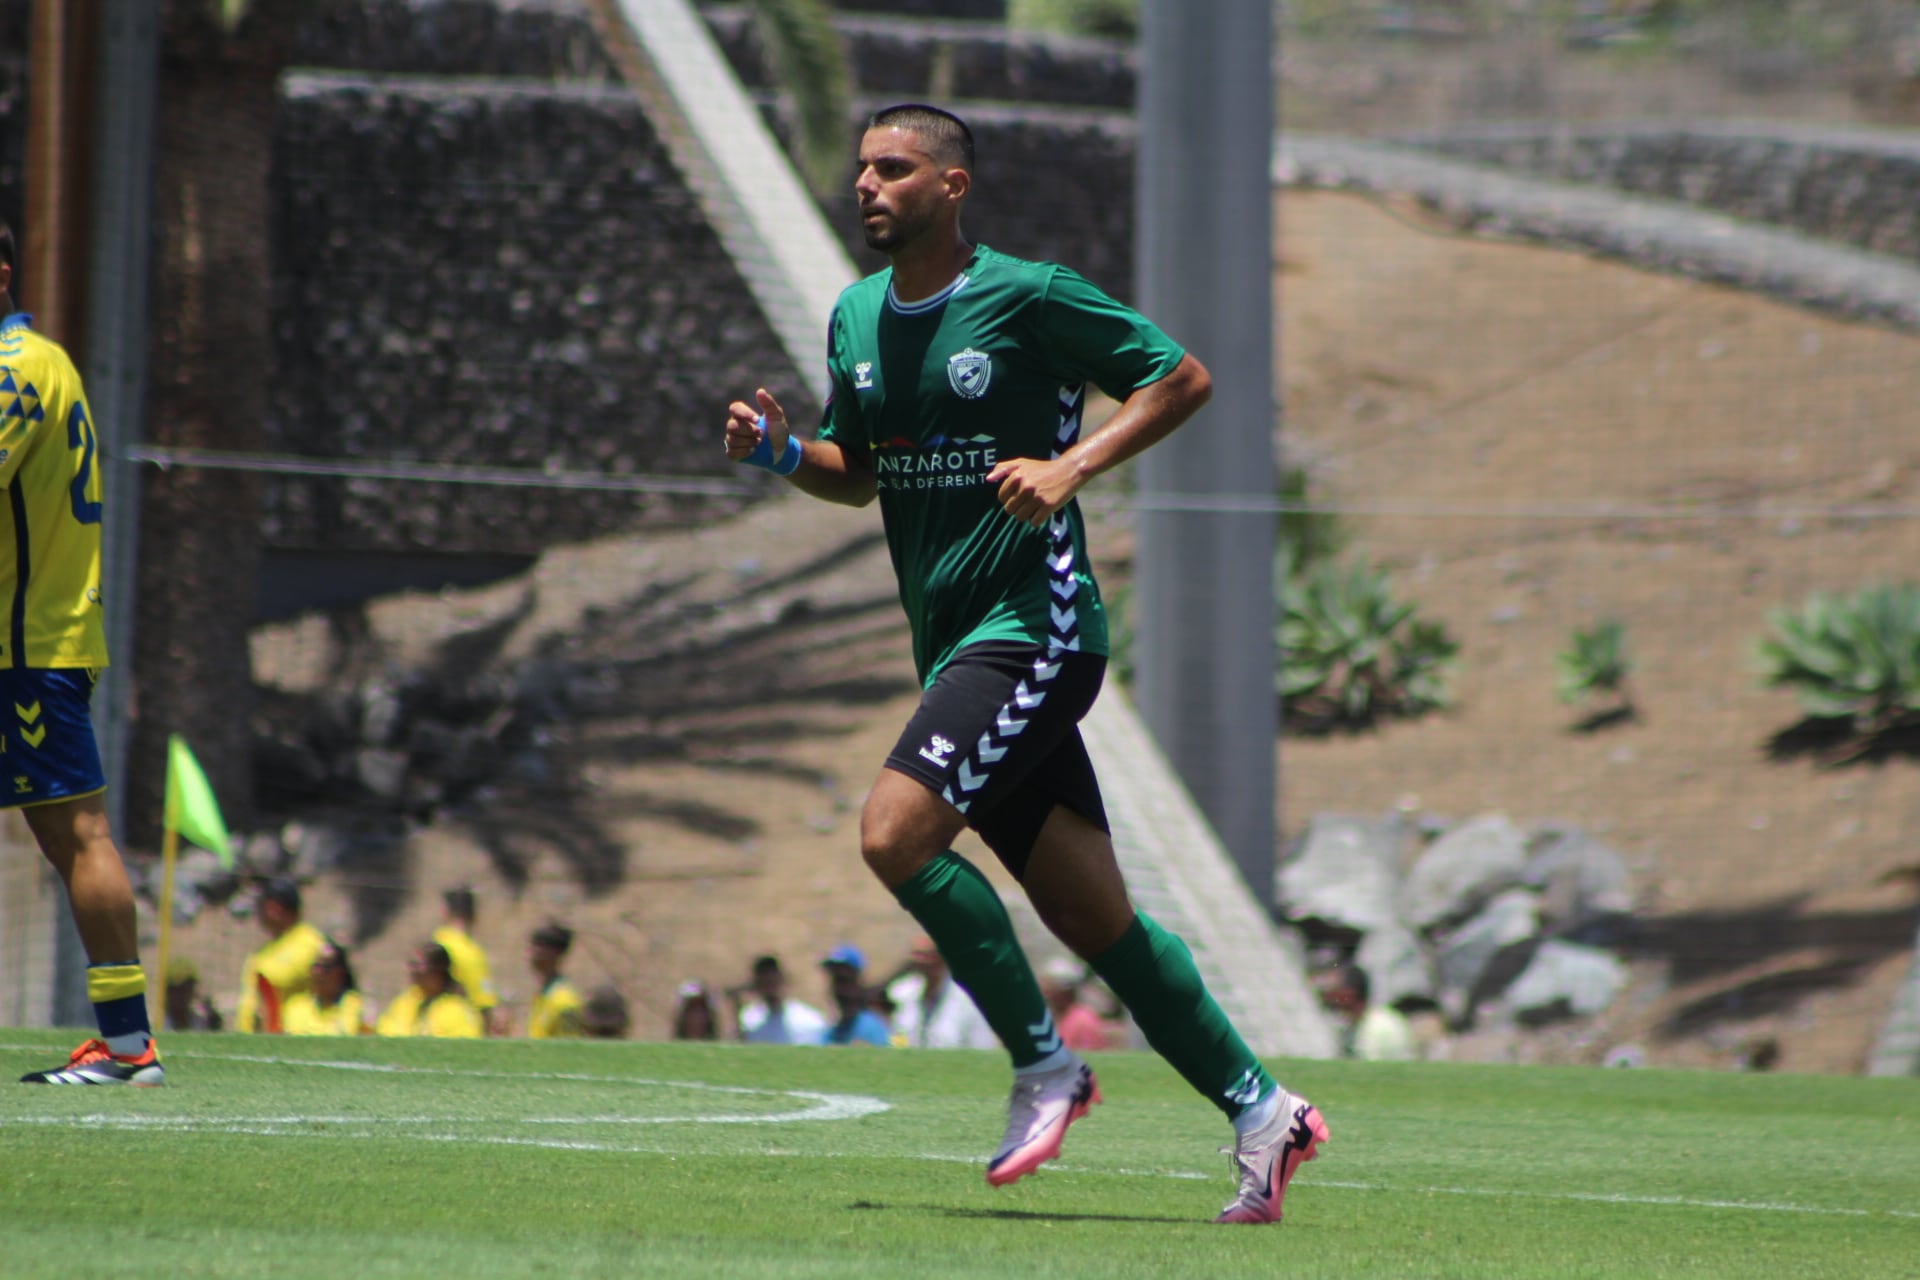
[884,640,1110,879]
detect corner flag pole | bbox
[152,733,232,1024]
[152,821,180,1026]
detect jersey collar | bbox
[0,312,33,334]
[887,274,969,315]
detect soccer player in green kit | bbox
[723,105,1326,1223]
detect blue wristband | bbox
[744,415,803,476]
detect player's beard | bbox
[862,200,938,253]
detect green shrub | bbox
[1758,582,1920,735]
[1278,556,1458,730]
[1277,463,1346,580]
[1007,0,1138,39]
[1557,619,1635,708]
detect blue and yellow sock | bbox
[87,962,154,1058]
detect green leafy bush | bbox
[1757,582,1920,735]
[1557,619,1635,709]
[1277,464,1346,580]
[1278,556,1458,730]
[1007,0,1138,39]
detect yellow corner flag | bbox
[165,733,233,868]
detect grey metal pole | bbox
[1133,0,1278,905]
[55,0,160,1027]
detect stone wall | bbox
[0,0,1135,563]
[270,73,790,555]
[703,4,1135,110]
[0,0,26,255]
[1408,123,1920,266]
[1280,135,1920,335]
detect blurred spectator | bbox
[886,935,997,1050]
[375,942,485,1038]
[729,954,828,1044]
[235,877,328,1033]
[1039,956,1113,1053]
[163,957,223,1032]
[1317,964,1417,1063]
[672,980,719,1041]
[434,885,505,1035]
[526,923,585,1039]
[282,939,373,1036]
[581,985,631,1039]
[818,945,892,1047]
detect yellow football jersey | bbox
[281,988,372,1036]
[235,921,330,1033]
[0,314,107,670]
[433,924,499,1011]
[375,986,484,1038]
[528,976,585,1038]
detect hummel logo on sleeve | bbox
[919,734,957,767]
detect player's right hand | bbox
[724,388,789,462]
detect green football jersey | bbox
[816,246,1185,683]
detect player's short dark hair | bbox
[443,885,476,922]
[751,954,783,978]
[868,103,974,172]
[318,937,359,994]
[531,923,573,954]
[260,877,302,913]
[420,942,454,977]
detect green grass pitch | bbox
[1,1032,1915,1279]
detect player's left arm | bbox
[989,353,1211,529]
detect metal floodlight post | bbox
[1133,0,1278,905]
[47,2,159,1027]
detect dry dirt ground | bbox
[166,190,1920,1074]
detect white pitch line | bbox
[0,1045,889,1126]
[1311,1179,1920,1220]
[3,1046,1912,1221]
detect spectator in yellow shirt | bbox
[526,923,585,1038]
[235,878,328,1033]
[281,939,373,1036]
[433,885,504,1035]
[376,942,484,1038]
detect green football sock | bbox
[892,850,1058,1069]
[1091,912,1274,1119]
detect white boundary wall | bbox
[0,810,58,1027]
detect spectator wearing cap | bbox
[728,955,828,1045]
[526,923,585,1039]
[281,939,373,1036]
[163,957,223,1033]
[376,941,485,1038]
[819,945,892,1047]
[235,877,329,1033]
[434,885,505,1035]
[671,981,719,1040]
[1039,956,1113,1053]
[885,935,997,1051]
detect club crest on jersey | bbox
[946,348,991,400]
